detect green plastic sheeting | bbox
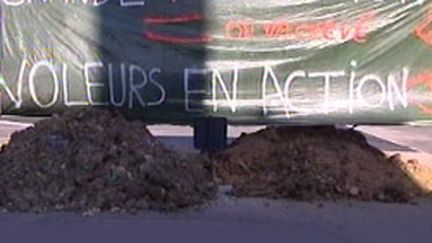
[0,0,432,125]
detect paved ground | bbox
[359,126,432,165]
[1,197,431,243]
[360,126,432,154]
[0,117,431,243]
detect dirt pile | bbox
[213,126,427,203]
[0,108,216,213]
[388,154,432,192]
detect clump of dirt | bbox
[213,126,427,203]
[388,154,432,193]
[0,108,216,213]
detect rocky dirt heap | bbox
[0,108,216,213]
[213,126,427,203]
[388,154,432,193]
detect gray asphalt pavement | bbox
[360,125,432,154]
[1,197,431,243]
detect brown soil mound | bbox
[0,108,216,213]
[213,126,426,203]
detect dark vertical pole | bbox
[194,117,227,154]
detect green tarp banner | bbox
[1,0,432,124]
